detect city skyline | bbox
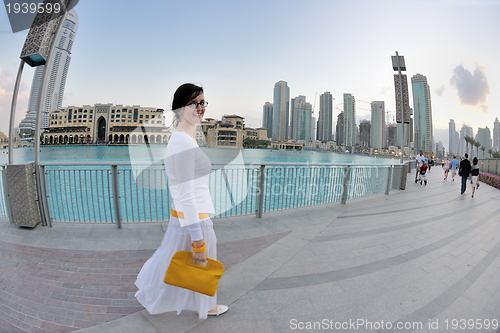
[1,0,499,150]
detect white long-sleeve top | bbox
[164,131,215,241]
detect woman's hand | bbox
[192,239,207,263]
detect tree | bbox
[464,136,473,156]
[481,146,486,158]
[488,148,493,158]
[474,140,481,158]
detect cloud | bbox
[450,63,490,112]
[435,85,446,97]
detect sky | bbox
[1,0,499,151]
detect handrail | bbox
[0,161,405,226]
[38,161,404,167]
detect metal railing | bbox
[1,162,405,227]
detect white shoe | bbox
[208,305,229,316]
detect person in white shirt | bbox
[415,150,425,182]
[135,83,228,319]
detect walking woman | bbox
[443,157,451,180]
[135,83,228,319]
[471,157,480,198]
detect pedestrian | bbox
[459,153,471,195]
[135,83,228,319]
[415,150,425,183]
[471,157,480,198]
[450,156,459,181]
[443,157,451,180]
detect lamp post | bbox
[392,52,407,164]
[7,0,76,227]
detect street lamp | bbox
[391,52,408,164]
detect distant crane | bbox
[385,109,396,123]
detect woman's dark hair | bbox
[473,157,478,165]
[172,83,203,110]
[170,83,203,128]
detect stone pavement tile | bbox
[0,227,290,333]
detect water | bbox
[0,146,396,165]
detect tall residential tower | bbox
[411,73,433,153]
[317,92,333,141]
[370,101,385,149]
[272,81,290,141]
[18,9,79,139]
[290,96,312,141]
[343,93,356,147]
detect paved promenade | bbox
[1,168,500,332]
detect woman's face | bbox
[179,93,206,125]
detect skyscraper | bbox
[475,127,492,157]
[310,115,317,142]
[317,92,333,142]
[18,9,79,139]
[290,96,312,141]
[411,74,433,153]
[336,112,344,145]
[449,119,459,156]
[272,81,290,141]
[493,118,500,152]
[370,101,385,149]
[262,102,273,138]
[343,93,356,147]
[460,125,473,156]
[359,120,370,148]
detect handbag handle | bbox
[185,252,213,270]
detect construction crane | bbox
[386,109,396,123]
[311,92,318,116]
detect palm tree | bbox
[488,148,493,158]
[474,140,481,158]
[481,146,486,158]
[464,136,473,156]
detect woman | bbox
[443,157,451,180]
[135,83,228,319]
[471,157,480,198]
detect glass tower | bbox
[411,74,433,153]
[272,81,290,141]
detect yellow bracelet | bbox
[191,243,206,253]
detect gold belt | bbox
[170,209,210,220]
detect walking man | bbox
[415,150,425,183]
[459,153,471,195]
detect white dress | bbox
[135,131,217,320]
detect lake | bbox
[0,145,396,165]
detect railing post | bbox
[341,166,351,204]
[256,164,265,218]
[37,165,52,227]
[111,165,122,228]
[385,165,393,195]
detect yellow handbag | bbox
[164,251,224,296]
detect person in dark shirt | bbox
[471,157,480,198]
[459,153,471,194]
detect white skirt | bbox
[134,215,217,319]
